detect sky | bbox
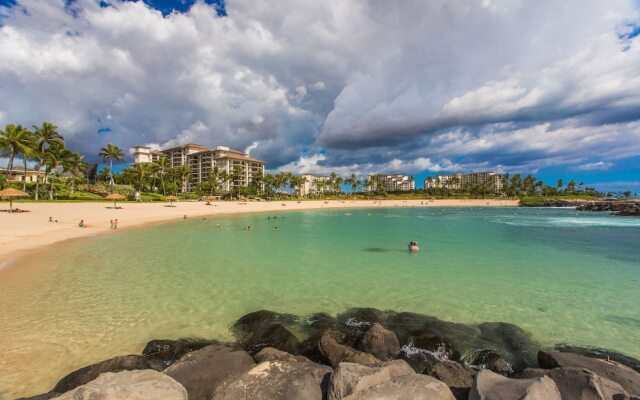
[0,0,639,192]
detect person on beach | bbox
[110,219,114,229]
[49,217,53,222]
[183,214,187,220]
[114,219,118,229]
[78,220,85,228]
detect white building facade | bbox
[299,174,333,197]
[133,143,265,193]
[424,172,503,192]
[363,174,415,192]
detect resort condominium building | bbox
[299,174,333,197]
[424,172,503,192]
[363,174,415,192]
[133,144,265,193]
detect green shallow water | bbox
[1,206,639,398]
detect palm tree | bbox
[123,163,152,192]
[230,165,244,199]
[206,166,221,196]
[154,156,169,195]
[32,122,64,200]
[345,173,361,194]
[0,124,33,179]
[219,170,230,197]
[44,145,73,199]
[177,164,191,193]
[99,144,124,186]
[63,152,87,193]
[556,179,564,193]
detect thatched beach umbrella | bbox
[166,195,178,206]
[0,188,28,213]
[104,193,125,208]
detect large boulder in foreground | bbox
[52,355,150,393]
[254,347,311,363]
[356,323,401,361]
[342,373,457,400]
[327,360,416,400]
[163,344,255,400]
[470,369,561,400]
[55,370,187,400]
[427,361,476,400]
[213,359,332,400]
[142,338,218,370]
[303,329,381,368]
[538,351,640,395]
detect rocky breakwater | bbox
[18,307,640,400]
[576,201,640,216]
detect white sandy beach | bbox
[0,199,518,264]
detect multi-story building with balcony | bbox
[363,174,415,192]
[424,172,503,192]
[133,143,265,193]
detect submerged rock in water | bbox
[477,322,539,369]
[304,312,337,332]
[386,312,482,354]
[538,351,640,396]
[142,338,218,370]
[55,370,187,400]
[232,309,299,337]
[470,369,561,400]
[240,323,301,355]
[163,344,255,400]
[356,323,401,361]
[52,354,150,393]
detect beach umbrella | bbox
[104,193,125,208]
[166,195,178,206]
[0,188,28,213]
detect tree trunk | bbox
[7,152,15,177]
[22,156,27,191]
[109,159,114,186]
[35,161,41,201]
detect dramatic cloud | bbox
[0,0,639,177]
[578,161,614,171]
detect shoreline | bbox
[0,199,518,265]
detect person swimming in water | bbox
[408,241,419,251]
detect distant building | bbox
[132,143,265,193]
[424,172,503,192]
[363,174,415,192]
[299,174,332,197]
[1,167,48,183]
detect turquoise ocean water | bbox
[0,206,639,397]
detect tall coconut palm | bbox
[123,163,152,192]
[345,174,361,193]
[44,145,73,199]
[32,122,64,200]
[99,144,124,186]
[0,124,33,179]
[64,152,87,193]
[205,166,221,196]
[154,156,169,195]
[177,164,191,193]
[219,170,230,196]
